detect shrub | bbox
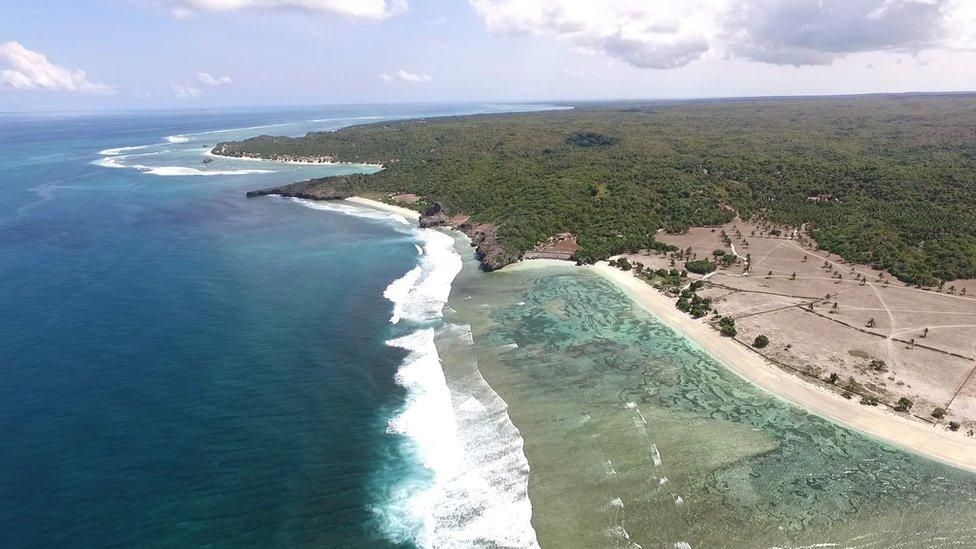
[860,396,879,406]
[895,397,913,412]
[949,421,961,431]
[685,260,716,275]
[617,257,632,271]
[753,335,769,348]
[720,325,737,337]
[827,372,839,384]
[932,407,946,419]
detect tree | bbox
[753,335,769,348]
[685,260,716,275]
[895,397,913,412]
[866,318,876,328]
[720,325,737,337]
[932,407,946,419]
[827,372,839,384]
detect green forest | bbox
[216,94,976,285]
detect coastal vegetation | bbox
[222,94,976,284]
[685,260,717,275]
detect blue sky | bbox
[3,0,976,111]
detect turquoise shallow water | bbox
[0,103,548,547]
[445,258,976,547]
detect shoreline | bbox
[586,261,976,473]
[332,195,976,474]
[207,149,384,169]
[345,196,421,221]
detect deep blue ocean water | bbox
[0,104,543,547]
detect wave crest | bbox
[376,228,538,548]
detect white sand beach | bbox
[589,261,976,473]
[346,196,421,221]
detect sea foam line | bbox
[291,197,412,227]
[377,227,538,549]
[90,155,274,176]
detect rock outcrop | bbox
[457,221,510,271]
[418,202,450,228]
[245,178,353,200]
[245,189,514,271]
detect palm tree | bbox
[867,318,876,328]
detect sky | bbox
[3,0,976,111]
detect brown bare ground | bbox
[620,218,976,435]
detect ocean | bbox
[3,103,976,549]
[0,104,543,547]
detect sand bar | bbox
[588,261,976,473]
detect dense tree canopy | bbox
[217,95,976,285]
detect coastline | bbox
[206,149,384,169]
[345,196,421,221]
[587,261,976,473]
[338,195,537,547]
[333,197,976,475]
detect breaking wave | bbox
[142,166,274,176]
[291,197,412,227]
[375,227,538,548]
[98,145,150,156]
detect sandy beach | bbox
[588,261,976,473]
[206,149,384,169]
[345,196,421,221]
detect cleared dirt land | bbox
[620,219,976,437]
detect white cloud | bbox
[171,83,203,98]
[158,0,407,19]
[379,69,432,82]
[196,72,233,86]
[470,0,976,69]
[0,41,115,93]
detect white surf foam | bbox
[142,166,274,176]
[165,134,190,143]
[91,157,273,176]
[382,230,462,325]
[92,156,128,169]
[98,144,150,156]
[382,323,539,549]
[291,197,412,227]
[376,228,538,548]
